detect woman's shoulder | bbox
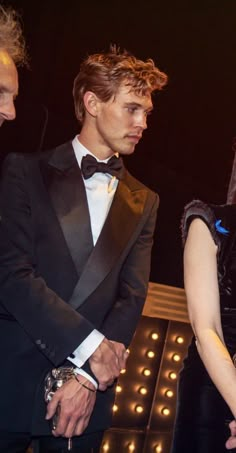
[181,199,236,246]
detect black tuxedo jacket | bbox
[0,141,158,435]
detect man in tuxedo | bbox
[0,5,26,127]
[0,46,167,452]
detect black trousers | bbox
[0,431,104,453]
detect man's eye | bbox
[127,107,137,114]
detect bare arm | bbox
[184,218,236,418]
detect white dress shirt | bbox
[67,136,119,386]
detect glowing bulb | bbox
[102,442,109,452]
[112,404,118,412]
[154,445,162,453]
[176,335,184,344]
[135,404,144,413]
[172,353,181,362]
[120,368,126,374]
[151,332,159,340]
[146,350,155,358]
[116,385,122,393]
[169,371,177,380]
[139,386,148,395]
[161,406,170,416]
[128,442,135,452]
[165,389,174,398]
[142,368,151,376]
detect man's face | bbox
[94,83,153,157]
[0,49,18,127]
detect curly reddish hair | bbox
[73,46,168,124]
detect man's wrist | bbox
[74,367,98,390]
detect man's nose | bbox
[135,113,147,130]
[0,98,16,122]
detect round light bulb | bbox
[139,386,148,395]
[116,385,122,393]
[165,389,174,398]
[161,406,170,416]
[135,404,144,413]
[112,404,118,412]
[169,371,177,380]
[151,332,159,340]
[176,335,184,344]
[142,368,151,376]
[128,442,135,452]
[172,353,181,362]
[146,350,155,358]
[102,442,109,452]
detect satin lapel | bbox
[69,176,147,309]
[40,143,93,277]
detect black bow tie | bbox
[81,154,124,180]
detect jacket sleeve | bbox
[0,153,95,366]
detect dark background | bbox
[1,0,236,287]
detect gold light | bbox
[151,332,159,340]
[176,335,184,344]
[146,350,155,358]
[142,368,151,376]
[120,368,126,374]
[135,404,144,413]
[169,371,177,380]
[172,353,181,362]
[154,445,162,453]
[116,385,122,393]
[102,442,110,452]
[112,404,118,412]
[128,442,135,452]
[165,389,174,398]
[161,406,170,416]
[139,386,148,395]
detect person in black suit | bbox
[0,46,167,453]
[0,5,26,127]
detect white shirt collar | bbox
[72,135,111,168]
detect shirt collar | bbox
[72,135,113,168]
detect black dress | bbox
[171,200,236,453]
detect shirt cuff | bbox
[74,367,98,389]
[67,329,105,368]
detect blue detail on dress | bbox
[215,219,229,235]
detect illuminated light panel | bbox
[138,386,148,395]
[154,445,162,453]
[165,389,174,398]
[176,335,184,344]
[169,371,177,380]
[112,404,118,412]
[172,353,181,362]
[116,385,122,393]
[146,350,155,358]
[128,442,135,452]
[102,442,110,452]
[142,368,151,376]
[151,332,159,340]
[135,404,144,413]
[161,406,170,416]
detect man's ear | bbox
[83,91,100,117]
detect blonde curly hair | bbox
[0,5,27,66]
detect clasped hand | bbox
[46,377,96,438]
[89,338,129,391]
